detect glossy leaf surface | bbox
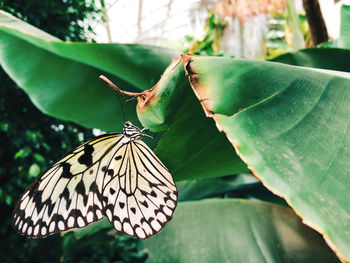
[145,199,339,263]
[184,55,350,260]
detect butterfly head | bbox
[123,121,152,140]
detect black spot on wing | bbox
[119,202,125,209]
[89,182,98,193]
[36,203,45,215]
[76,180,88,205]
[59,188,70,200]
[61,162,73,178]
[104,204,113,213]
[66,199,72,210]
[32,190,43,203]
[78,144,94,167]
[51,213,65,228]
[110,188,115,195]
[140,190,148,196]
[47,202,55,217]
[76,180,86,196]
[123,218,130,223]
[149,182,160,188]
[115,155,122,161]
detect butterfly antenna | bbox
[99,75,126,122]
[117,88,127,123]
[142,133,153,139]
[139,126,154,139]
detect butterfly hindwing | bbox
[102,140,177,239]
[12,133,123,237]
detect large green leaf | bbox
[271,48,350,71]
[0,11,178,132]
[140,47,350,180]
[137,58,248,180]
[144,199,339,263]
[183,55,350,260]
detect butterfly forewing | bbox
[12,133,123,237]
[102,140,177,239]
[12,122,178,239]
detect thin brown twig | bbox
[99,75,143,102]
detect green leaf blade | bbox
[0,10,178,132]
[184,55,350,260]
[145,199,339,263]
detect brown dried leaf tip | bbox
[181,54,213,117]
[181,53,195,76]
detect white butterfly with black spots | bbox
[12,121,178,239]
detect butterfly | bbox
[12,121,178,239]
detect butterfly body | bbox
[12,122,177,239]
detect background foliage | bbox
[0,0,100,41]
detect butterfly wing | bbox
[102,139,178,239]
[12,133,124,238]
